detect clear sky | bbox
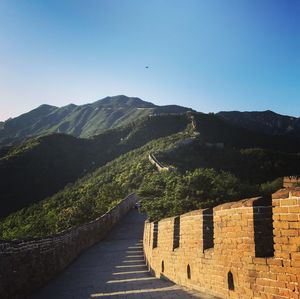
[0,0,299,121]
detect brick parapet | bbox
[0,193,137,299]
[144,189,300,299]
[283,177,300,188]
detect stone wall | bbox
[283,176,300,188]
[0,193,137,299]
[148,153,171,172]
[144,188,300,299]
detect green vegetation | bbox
[139,168,259,221]
[193,112,300,153]
[0,132,188,239]
[1,111,299,240]
[157,140,300,184]
[217,110,300,138]
[0,114,189,218]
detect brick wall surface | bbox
[144,188,300,299]
[0,193,137,299]
[283,177,300,188]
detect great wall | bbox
[284,176,300,188]
[144,187,300,299]
[0,194,137,299]
[148,153,172,172]
[1,185,300,298]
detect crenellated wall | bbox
[283,176,300,188]
[144,188,300,299]
[0,193,137,299]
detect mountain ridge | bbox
[2,111,300,239]
[0,95,193,147]
[2,94,300,147]
[217,110,300,137]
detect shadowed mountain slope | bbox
[0,113,190,219]
[2,111,300,221]
[2,112,300,238]
[194,112,300,153]
[217,110,300,138]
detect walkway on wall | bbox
[31,209,216,299]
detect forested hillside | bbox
[2,112,300,239]
[156,113,300,183]
[157,141,300,183]
[0,132,189,238]
[0,129,262,239]
[193,112,300,153]
[0,114,190,218]
[217,110,300,138]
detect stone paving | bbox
[31,210,216,299]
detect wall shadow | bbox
[253,196,274,257]
[203,208,214,251]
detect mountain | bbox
[2,111,300,239]
[2,110,300,220]
[193,112,300,153]
[217,110,300,138]
[0,129,193,238]
[3,97,299,148]
[0,113,190,219]
[163,113,300,181]
[0,95,192,147]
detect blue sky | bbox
[0,0,299,120]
